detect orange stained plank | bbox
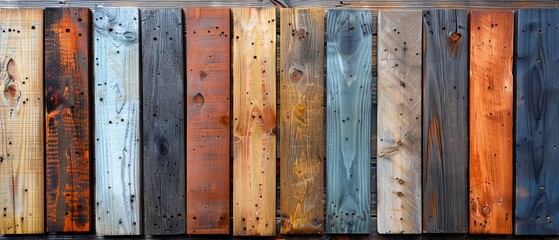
[469,10,514,234]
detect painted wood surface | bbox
[93,7,141,235]
[0,9,44,235]
[422,9,468,234]
[326,9,372,234]
[44,7,91,233]
[515,9,559,235]
[377,10,422,234]
[185,8,231,235]
[469,10,513,235]
[232,8,277,236]
[279,8,325,235]
[141,8,185,235]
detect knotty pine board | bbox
[326,9,372,234]
[422,9,469,233]
[185,8,231,235]
[279,8,325,235]
[469,10,513,235]
[93,7,141,235]
[515,9,559,235]
[44,7,91,233]
[141,8,185,235]
[377,10,422,234]
[0,9,44,235]
[232,8,277,236]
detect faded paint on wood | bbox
[45,7,91,233]
[279,8,325,235]
[326,9,372,234]
[185,8,231,235]
[141,8,185,235]
[515,8,559,235]
[0,9,44,235]
[422,9,468,234]
[469,10,513,235]
[377,10,422,234]
[93,7,141,235]
[232,8,277,236]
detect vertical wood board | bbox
[232,8,277,236]
[93,7,141,235]
[0,9,44,234]
[515,8,559,235]
[45,7,91,233]
[326,9,372,234]
[185,8,231,235]
[377,10,422,234]
[422,9,469,234]
[141,8,185,235]
[279,8,325,235]
[469,10,513,234]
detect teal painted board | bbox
[141,8,185,235]
[93,7,141,235]
[326,9,372,234]
[422,9,469,233]
[515,8,559,235]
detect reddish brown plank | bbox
[469,10,514,234]
[186,8,231,235]
[44,7,91,233]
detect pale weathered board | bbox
[469,10,513,234]
[326,9,372,234]
[377,10,422,234]
[232,8,277,236]
[422,9,469,233]
[141,8,185,235]
[279,8,325,235]
[185,8,231,235]
[93,7,141,235]
[515,9,559,235]
[0,9,44,235]
[45,7,91,233]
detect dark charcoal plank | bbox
[141,8,186,235]
[422,9,468,234]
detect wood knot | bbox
[156,137,169,156]
[298,29,306,36]
[397,178,405,185]
[194,93,204,105]
[400,81,406,87]
[450,32,461,41]
[397,140,404,146]
[199,71,207,79]
[221,115,230,125]
[397,192,404,197]
[291,69,304,82]
[482,206,490,215]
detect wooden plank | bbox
[141,8,185,235]
[377,10,422,234]
[469,10,513,235]
[422,9,468,234]
[279,8,325,235]
[93,7,141,235]
[515,9,559,235]
[326,9,372,234]
[44,7,91,233]
[185,8,231,235]
[232,8,276,236]
[0,9,44,235]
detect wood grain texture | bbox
[377,10,422,234]
[0,9,44,235]
[279,8,325,235]
[141,8,185,235]
[185,8,231,235]
[422,9,468,234]
[326,9,372,234]
[44,7,91,233]
[93,7,141,235]
[515,9,559,235]
[232,8,276,236]
[469,10,513,235]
